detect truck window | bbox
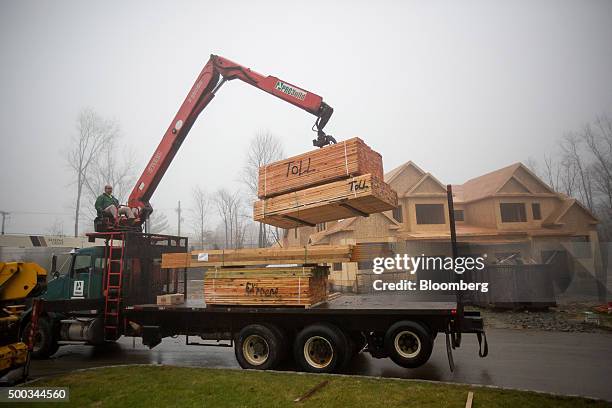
[94,256,105,272]
[73,255,92,275]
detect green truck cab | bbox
[44,247,106,302]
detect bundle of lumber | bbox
[253,174,398,229]
[156,293,184,305]
[204,266,328,307]
[161,245,354,269]
[258,137,383,198]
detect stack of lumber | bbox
[254,174,398,229]
[156,293,184,305]
[161,245,354,269]
[351,242,395,262]
[258,137,383,198]
[204,266,328,307]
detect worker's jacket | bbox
[95,193,119,214]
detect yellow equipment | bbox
[0,262,47,381]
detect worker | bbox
[95,184,135,222]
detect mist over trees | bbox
[241,132,285,247]
[529,114,612,239]
[66,108,137,236]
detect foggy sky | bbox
[1,0,612,235]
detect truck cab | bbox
[44,247,106,302]
[22,233,188,359]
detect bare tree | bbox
[542,154,561,192]
[241,132,284,247]
[582,117,612,209]
[46,218,64,236]
[83,140,137,221]
[67,108,118,236]
[146,210,170,234]
[560,133,594,210]
[214,189,251,249]
[191,185,211,249]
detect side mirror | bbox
[51,254,59,279]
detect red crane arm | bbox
[127,55,334,224]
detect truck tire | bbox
[384,321,433,368]
[23,318,57,359]
[294,323,349,373]
[266,324,289,363]
[234,324,283,370]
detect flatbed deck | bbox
[128,294,457,315]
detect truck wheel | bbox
[384,321,433,368]
[266,324,289,363]
[234,324,283,370]
[294,323,348,373]
[23,319,57,359]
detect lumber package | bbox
[258,137,383,199]
[204,266,328,307]
[254,174,398,229]
[161,245,354,269]
[156,293,184,305]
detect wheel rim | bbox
[304,336,334,368]
[394,330,421,359]
[242,334,269,366]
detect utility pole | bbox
[0,211,8,235]
[176,201,182,236]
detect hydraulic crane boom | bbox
[127,55,335,226]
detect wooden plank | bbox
[465,391,474,408]
[162,245,354,269]
[293,380,329,402]
[258,137,383,198]
[204,266,329,307]
[254,174,398,229]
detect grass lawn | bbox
[18,365,610,408]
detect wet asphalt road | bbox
[28,328,612,401]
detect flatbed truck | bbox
[22,230,487,374]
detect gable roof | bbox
[455,162,554,203]
[308,212,402,245]
[384,161,426,184]
[308,218,357,245]
[405,173,447,196]
[498,176,533,194]
[542,198,598,226]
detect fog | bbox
[1,0,611,234]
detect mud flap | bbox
[445,331,455,372]
[142,326,162,349]
[477,331,488,358]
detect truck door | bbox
[70,253,92,299]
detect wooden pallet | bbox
[254,174,398,229]
[204,266,328,307]
[258,137,383,199]
[161,245,354,269]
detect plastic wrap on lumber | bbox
[162,245,355,268]
[253,174,398,229]
[258,137,383,199]
[204,266,329,307]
